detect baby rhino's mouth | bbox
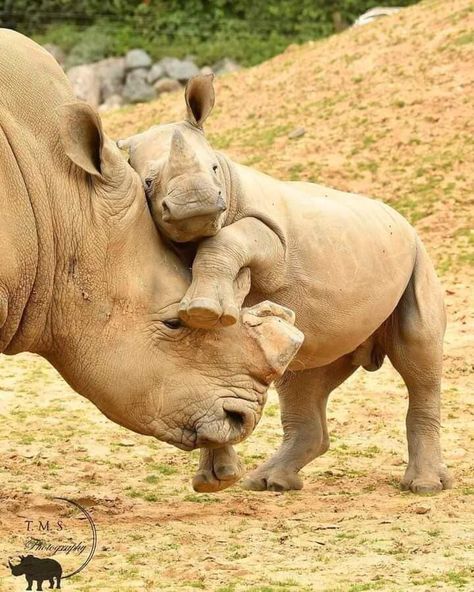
[163,211,226,242]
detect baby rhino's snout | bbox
[161,190,226,223]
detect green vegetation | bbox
[4,0,418,67]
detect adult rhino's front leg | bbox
[179,218,284,328]
[243,356,356,491]
[193,446,244,492]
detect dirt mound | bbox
[104,0,473,278]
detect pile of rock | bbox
[44,45,240,111]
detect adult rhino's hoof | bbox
[242,469,303,492]
[192,471,233,492]
[400,464,453,494]
[192,447,244,492]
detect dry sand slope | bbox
[0,0,473,591]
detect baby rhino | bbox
[118,75,452,495]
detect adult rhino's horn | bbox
[167,129,200,178]
[242,301,304,381]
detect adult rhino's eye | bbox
[163,319,182,330]
[212,164,218,173]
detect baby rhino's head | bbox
[118,75,227,243]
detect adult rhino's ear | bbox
[185,74,215,129]
[58,102,108,177]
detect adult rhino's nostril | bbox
[225,409,246,432]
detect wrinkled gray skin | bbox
[0,31,304,457]
[120,75,453,494]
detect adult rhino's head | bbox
[118,75,226,243]
[0,76,302,451]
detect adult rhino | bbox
[0,30,303,455]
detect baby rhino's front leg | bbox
[179,218,284,328]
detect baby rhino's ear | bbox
[185,74,215,129]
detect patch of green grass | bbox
[144,474,160,484]
[245,124,293,149]
[143,492,159,502]
[147,463,178,476]
[457,251,474,268]
[289,163,305,180]
[183,493,221,503]
[264,403,279,418]
[342,581,389,592]
[411,568,473,588]
[183,581,206,590]
[454,32,474,46]
[19,434,34,445]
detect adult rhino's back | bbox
[0,29,73,136]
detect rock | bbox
[200,66,214,76]
[212,58,241,76]
[154,77,182,96]
[98,94,124,113]
[147,63,165,85]
[95,57,125,101]
[413,506,430,515]
[67,64,101,107]
[42,43,65,66]
[160,57,199,82]
[288,127,306,139]
[353,7,402,27]
[123,69,155,103]
[125,49,152,71]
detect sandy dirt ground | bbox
[0,285,472,592]
[1,0,473,590]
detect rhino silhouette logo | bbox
[8,554,62,590]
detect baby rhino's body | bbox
[119,75,452,495]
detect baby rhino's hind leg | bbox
[386,240,453,494]
[242,356,356,491]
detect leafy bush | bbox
[3,0,420,66]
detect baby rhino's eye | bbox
[144,177,154,201]
[212,164,218,173]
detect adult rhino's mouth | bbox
[194,397,259,449]
[160,393,262,452]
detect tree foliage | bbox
[1,0,419,66]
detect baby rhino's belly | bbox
[270,192,416,369]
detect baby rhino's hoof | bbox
[179,298,239,329]
[181,298,221,328]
